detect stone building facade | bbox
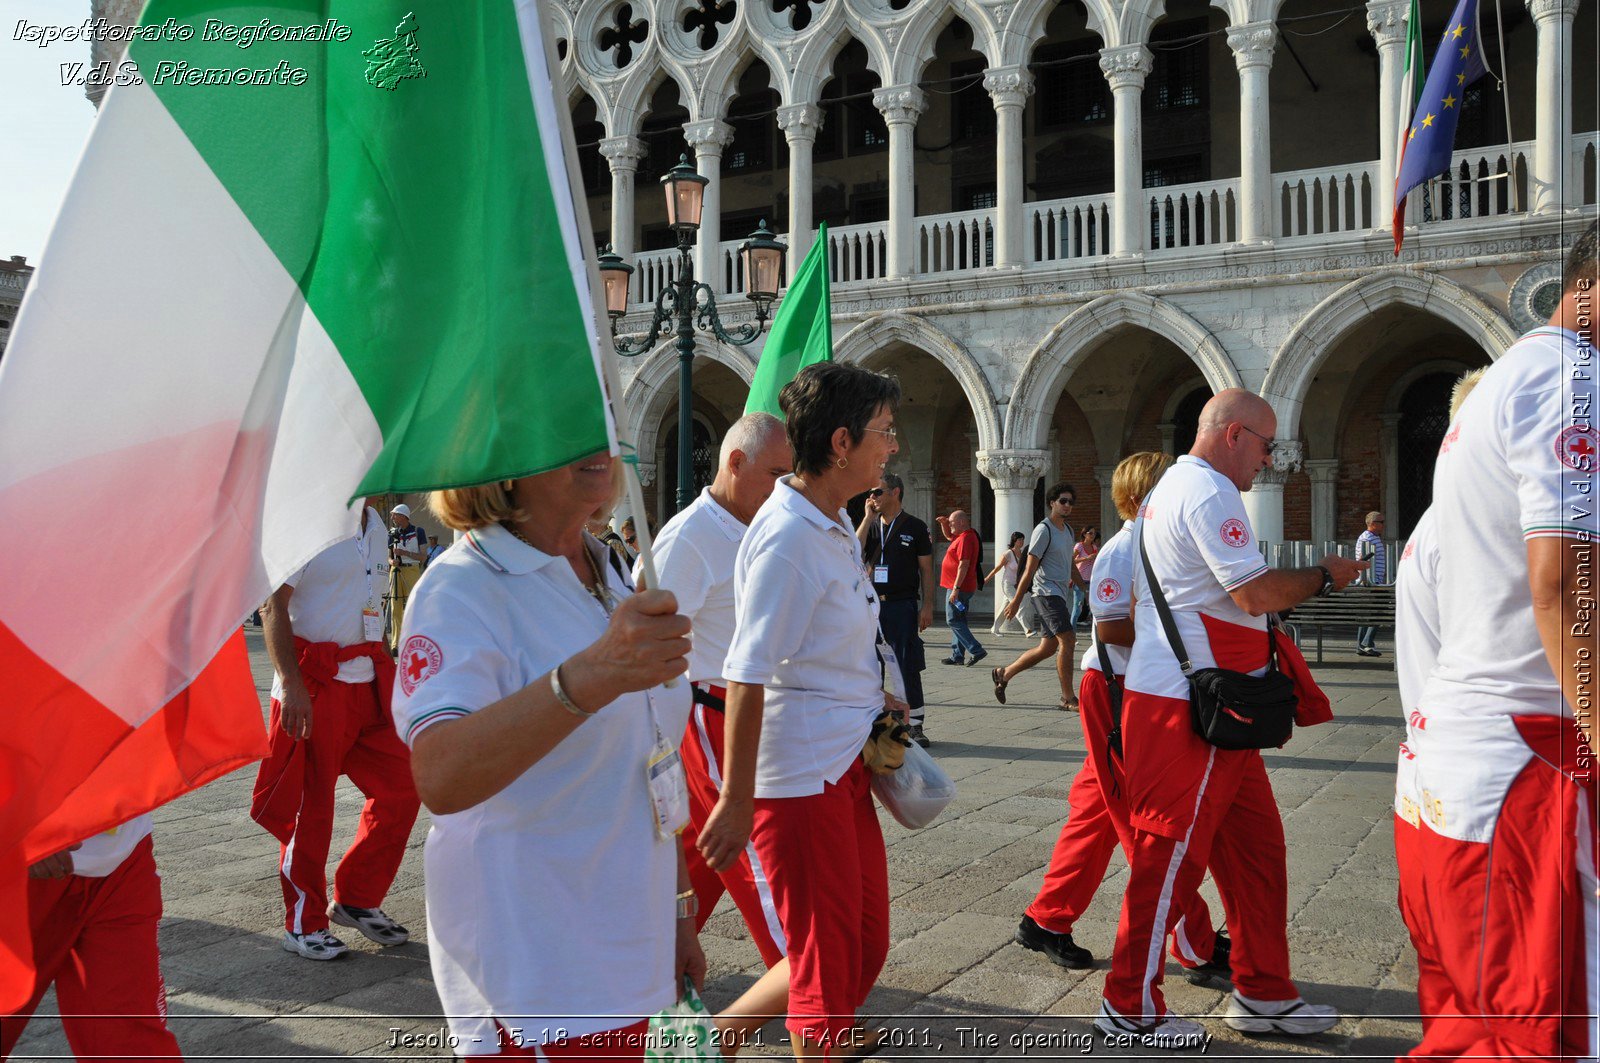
[558,0,1596,576]
[0,257,34,360]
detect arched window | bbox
[663,415,718,510]
[1396,372,1457,536]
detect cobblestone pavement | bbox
[15,623,1418,1061]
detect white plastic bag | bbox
[870,740,957,829]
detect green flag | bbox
[744,222,833,418]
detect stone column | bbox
[1100,45,1153,257]
[1094,464,1118,539]
[776,104,824,267]
[1158,421,1178,456]
[984,66,1035,270]
[977,449,1049,616]
[1379,413,1402,533]
[1228,22,1278,245]
[1305,459,1340,548]
[684,119,736,288]
[873,86,929,279]
[599,135,647,258]
[1242,440,1301,555]
[907,469,938,532]
[1528,0,1581,214]
[1367,0,1409,225]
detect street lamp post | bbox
[599,156,787,514]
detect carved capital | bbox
[776,103,825,143]
[88,0,144,107]
[635,462,658,488]
[1303,458,1340,483]
[683,118,735,154]
[1098,45,1153,90]
[1227,21,1278,70]
[1527,0,1580,24]
[983,65,1035,108]
[1364,0,1410,46]
[598,135,648,172]
[873,85,929,125]
[1270,438,1305,474]
[976,449,1050,491]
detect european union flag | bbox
[1393,0,1489,251]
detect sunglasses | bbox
[1055,497,1075,506]
[868,488,885,497]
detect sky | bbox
[0,1,100,263]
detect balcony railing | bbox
[616,134,1596,309]
[0,272,28,292]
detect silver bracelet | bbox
[550,663,598,719]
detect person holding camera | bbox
[386,503,428,652]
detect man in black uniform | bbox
[856,473,936,746]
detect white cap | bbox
[392,503,411,518]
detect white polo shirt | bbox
[270,507,388,699]
[1082,520,1136,676]
[390,523,689,1051]
[723,476,883,798]
[1126,456,1270,701]
[638,487,745,685]
[1392,507,1440,828]
[1421,326,1599,721]
[67,813,154,878]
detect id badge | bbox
[646,737,690,840]
[873,564,889,584]
[877,640,908,702]
[362,606,384,642]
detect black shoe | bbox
[908,724,931,748]
[967,650,988,666]
[1357,647,1383,658]
[1015,915,1093,969]
[1181,929,1232,987]
[940,656,965,666]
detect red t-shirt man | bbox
[940,527,981,594]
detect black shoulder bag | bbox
[1137,523,1298,751]
[1095,636,1126,768]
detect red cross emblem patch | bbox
[399,635,442,696]
[1096,577,1121,603]
[1401,540,1416,562]
[1556,425,1598,471]
[1219,518,1250,548]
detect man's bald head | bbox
[949,510,971,532]
[1191,388,1278,492]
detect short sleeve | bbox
[1087,552,1132,621]
[912,521,932,557]
[1027,522,1050,559]
[1509,376,1599,541]
[282,563,309,590]
[1182,487,1270,593]
[723,553,824,684]
[391,582,515,746]
[649,529,715,620]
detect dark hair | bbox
[881,471,904,495]
[1008,531,1025,546]
[780,362,901,477]
[1564,219,1599,296]
[1046,481,1076,503]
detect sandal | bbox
[991,667,1008,705]
[1058,696,1080,713]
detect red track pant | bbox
[1103,690,1295,1023]
[680,691,787,966]
[268,680,419,934]
[2,836,181,1062]
[1396,714,1597,1060]
[492,1019,649,1059]
[1026,670,1218,967]
[751,759,889,1053]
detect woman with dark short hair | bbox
[697,361,908,1061]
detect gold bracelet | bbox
[676,889,698,921]
[549,663,598,719]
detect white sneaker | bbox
[1094,1001,1207,1050]
[281,928,349,961]
[1223,992,1339,1035]
[329,902,410,946]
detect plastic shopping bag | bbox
[645,976,720,1062]
[870,740,957,829]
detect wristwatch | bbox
[1314,565,1335,598]
[676,889,698,921]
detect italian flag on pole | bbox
[0,0,613,1006]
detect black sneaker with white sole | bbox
[282,929,349,960]
[1180,928,1232,987]
[328,902,410,946]
[1014,915,1093,968]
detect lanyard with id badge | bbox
[356,526,385,642]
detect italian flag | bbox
[744,221,833,417]
[1391,0,1425,252]
[0,0,613,1005]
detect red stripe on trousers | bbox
[751,759,889,1052]
[1026,671,1217,966]
[679,702,786,966]
[0,622,264,1012]
[267,679,419,934]
[1104,690,1295,1022]
[2,835,181,1061]
[1401,715,1596,1060]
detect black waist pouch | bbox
[1187,665,1297,750]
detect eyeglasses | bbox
[1238,424,1281,455]
[862,425,898,439]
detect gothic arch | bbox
[1263,270,1517,439]
[832,312,1004,451]
[893,0,1003,83]
[619,340,757,463]
[1007,292,1245,449]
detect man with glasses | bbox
[857,474,935,746]
[1097,389,1364,1046]
[1354,511,1386,656]
[993,483,1081,711]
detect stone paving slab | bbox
[13,625,1419,1060]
